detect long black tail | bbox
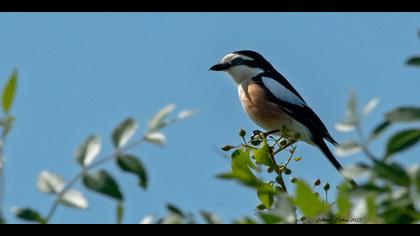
[314,138,358,189]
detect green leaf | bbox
[13,207,45,224]
[335,120,356,132]
[337,184,351,217]
[385,129,420,159]
[231,149,260,186]
[139,215,155,224]
[257,183,276,209]
[37,172,89,210]
[366,195,377,222]
[335,91,358,132]
[341,163,371,179]
[373,161,410,186]
[60,189,88,210]
[176,109,198,120]
[407,57,420,66]
[116,202,124,224]
[335,140,361,157]
[82,170,123,201]
[347,91,357,117]
[352,183,391,195]
[75,135,101,167]
[116,154,148,189]
[294,181,329,218]
[259,213,282,224]
[2,70,17,113]
[0,215,5,224]
[144,132,166,146]
[200,211,222,224]
[411,165,420,193]
[112,118,138,148]
[231,149,253,173]
[1,115,15,139]
[218,148,262,188]
[253,139,274,167]
[382,207,419,224]
[166,203,185,218]
[416,168,420,193]
[351,197,368,219]
[148,104,176,133]
[232,217,257,224]
[380,192,418,224]
[217,172,260,188]
[160,214,184,224]
[37,171,65,194]
[232,148,257,170]
[362,97,380,117]
[385,107,420,123]
[369,120,392,141]
[270,193,296,224]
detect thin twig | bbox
[45,173,83,222]
[0,145,4,218]
[325,190,328,204]
[0,120,8,220]
[276,174,288,193]
[284,145,297,167]
[273,140,296,156]
[275,144,297,193]
[44,137,146,223]
[241,144,258,150]
[269,146,288,193]
[355,122,378,161]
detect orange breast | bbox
[238,81,313,144]
[238,82,292,131]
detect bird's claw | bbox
[251,130,264,140]
[251,129,280,140]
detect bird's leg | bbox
[251,130,264,141]
[264,129,280,137]
[252,130,263,137]
[251,129,280,140]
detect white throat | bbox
[226,65,264,85]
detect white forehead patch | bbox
[220,53,254,64]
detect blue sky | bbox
[0,13,419,223]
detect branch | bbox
[355,121,378,161]
[44,137,146,223]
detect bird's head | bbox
[209,50,275,84]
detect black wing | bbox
[268,71,306,103]
[253,74,338,146]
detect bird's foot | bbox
[251,129,280,140]
[265,129,280,137]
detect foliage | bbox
[145,92,420,224]
[0,70,18,224]
[141,32,420,224]
[209,93,419,224]
[12,104,195,224]
[2,31,420,224]
[406,31,420,67]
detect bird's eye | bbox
[231,57,245,65]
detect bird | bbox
[209,50,357,188]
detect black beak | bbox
[209,63,231,71]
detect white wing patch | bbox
[261,77,306,107]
